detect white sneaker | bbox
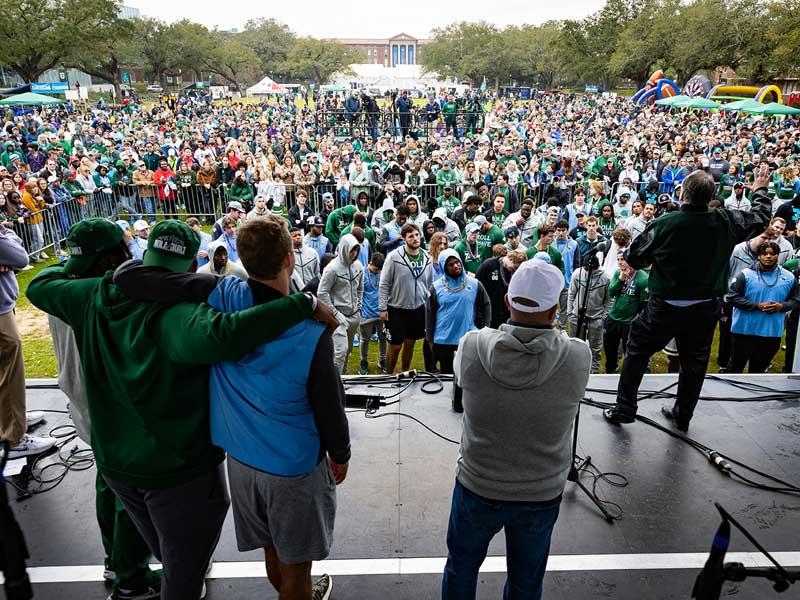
[26,411,45,429]
[311,574,332,600]
[8,434,57,459]
[40,251,50,259]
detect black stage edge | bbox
[5,374,800,600]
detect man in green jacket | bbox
[27,220,337,600]
[325,204,357,248]
[604,167,773,432]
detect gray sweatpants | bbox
[105,464,230,600]
[569,316,604,373]
[359,317,387,363]
[332,314,361,374]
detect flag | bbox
[480,76,487,92]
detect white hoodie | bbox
[318,233,364,321]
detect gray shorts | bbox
[227,456,336,564]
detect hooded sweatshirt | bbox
[425,249,491,345]
[325,204,357,246]
[197,240,249,280]
[293,243,321,288]
[454,323,591,501]
[379,245,433,311]
[567,266,612,322]
[432,207,462,244]
[26,266,314,488]
[318,233,364,321]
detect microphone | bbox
[692,517,730,600]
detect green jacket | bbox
[229,180,254,203]
[435,168,458,194]
[325,205,357,246]
[608,269,649,323]
[26,267,313,489]
[626,188,772,299]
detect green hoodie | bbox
[325,204,357,246]
[27,267,313,489]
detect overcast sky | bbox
[128,0,606,37]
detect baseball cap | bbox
[133,219,149,232]
[322,192,333,200]
[115,219,130,231]
[465,222,480,234]
[309,215,324,227]
[507,258,564,313]
[532,251,552,264]
[227,201,244,212]
[473,215,488,228]
[63,218,123,275]
[504,225,520,238]
[143,220,200,272]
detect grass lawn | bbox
[16,257,788,378]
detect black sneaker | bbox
[603,407,635,425]
[108,570,161,600]
[660,406,689,432]
[359,359,368,375]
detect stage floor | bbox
[4,374,800,599]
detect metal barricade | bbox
[316,110,486,139]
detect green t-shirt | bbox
[608,269,649,323]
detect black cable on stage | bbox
[364,410,460,444]
[580,397,800,497]
[3,423,95,496]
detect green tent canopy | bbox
[655,94,691,107]
[683,97,721,110]
[0,92,64,106]
[742,102,800,116]
[719,98,762,112]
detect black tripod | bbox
[566,251,617,523]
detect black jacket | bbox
[475,257,513,328]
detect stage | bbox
[4,374,800,599]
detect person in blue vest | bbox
[207,217,350,600]
[553,219,577,330]
[425,249,491,378]
[727,240,800,373]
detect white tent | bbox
[247,76,289,96]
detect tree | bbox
[285,38,359,85]
[0,0,121,83]
[134,18,180,88]
[238,18,296,79]
[421,22,507,86]
[765,0,800,74]
[64,18,137,100]
[608,0,681,84]
[169,20,216,82]
[202,34,260,92]
[503,23,563,88]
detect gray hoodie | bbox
[454,324,591,501]
[567,267,612,322]
[432,207,461,244]
[197,240,249,280]
[318,233,364,320]
[378,245,433,311]
[0,225,28,315]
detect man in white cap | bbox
[131,219,149,260]
[442,259,591,600]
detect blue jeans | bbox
[442,479,561,600]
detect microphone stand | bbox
[693,503,798,599]
[567,249,616,523]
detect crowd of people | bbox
[2,87,800,600]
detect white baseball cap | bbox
[507,258,564,313]
[133,219,150,232]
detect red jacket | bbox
[153,167,176,201]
